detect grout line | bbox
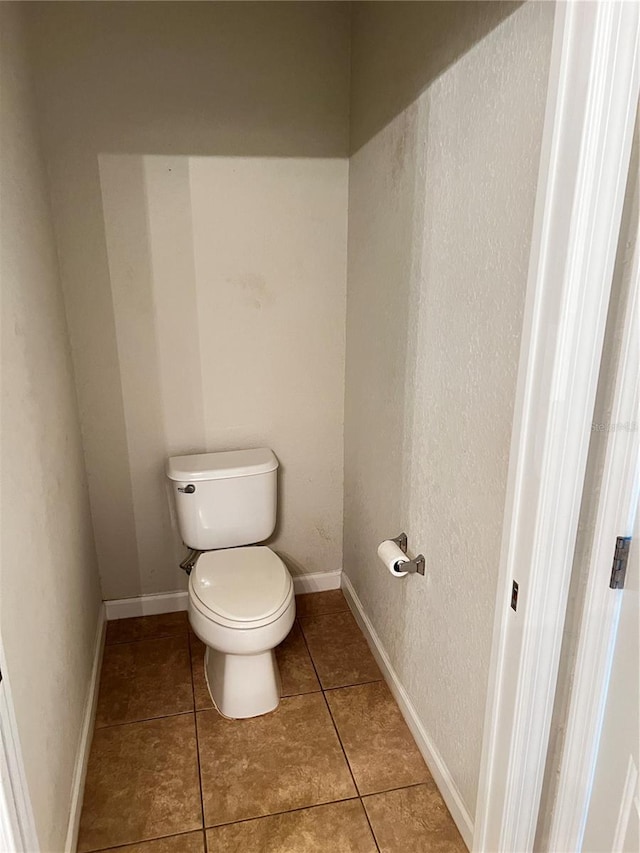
[94,594,422,851]
[104,616,189,648]
[204,795,362,831]
[297,618,328,699]
[85,827,203,853]
[359,796,381,852]
[360,779,432,799]
[322,678,384,692]
[95,709,195,731]
[297,609,352,627]
[321,692,380,852]
[199,783,438,840]
[297,620,380,852]
[188,635,207,837]
[104,631,189,649]
[104,634,186,649]
[297,610,351,619]
[310,618,428,849]
[282,688,323,698]
[295,603,351,619]
[95,634,194,729]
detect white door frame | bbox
[0,648,39,852]
[547,120,639,852]
[474,2,640,851]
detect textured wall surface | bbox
[97,154,347,595]
[350,1,521,154]
[344,0,555,818]
[27,2,350,599]
[0,6,102,848]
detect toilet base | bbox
[204,646,281,719]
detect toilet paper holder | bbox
[390,532,426,576]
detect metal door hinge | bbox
[609,536,632,589]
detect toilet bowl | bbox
[167,447,295,718]
[188,545,295,719]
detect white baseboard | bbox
[64,604,106,853]
[341,573,474,850]
[104,571,342,620]
[105,590,189,620]
[293,569,342,594]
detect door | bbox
[0,650,39,852]
[582,516,639,852]
[567,107,640,853]
[0,666,24,852]
[543,97,640,851]
[474,4,640,850]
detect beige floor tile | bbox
[106,611,189,645]
[77,715,202,852]
[197,693,356,826]
[206,800,377,852]
[363,783,467,852]
[295,589,349,618]
[299,612,382,689]
[189,633,214,711]
[100,831,205,853]
[326,682,430,795]
[96,635,193,727]
[276,621,321,696]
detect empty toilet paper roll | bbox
[377,539,410,578]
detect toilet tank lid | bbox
[166,448,278,482]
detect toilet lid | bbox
[191,547,291,623]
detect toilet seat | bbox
[190,546,293,629]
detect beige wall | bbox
[344,0,554,819]
[0,4,102,849]
[27,2,350,599]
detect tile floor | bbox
[78,590,466,852]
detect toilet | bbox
[166,448,295,719]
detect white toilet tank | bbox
[166,448,278,551]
